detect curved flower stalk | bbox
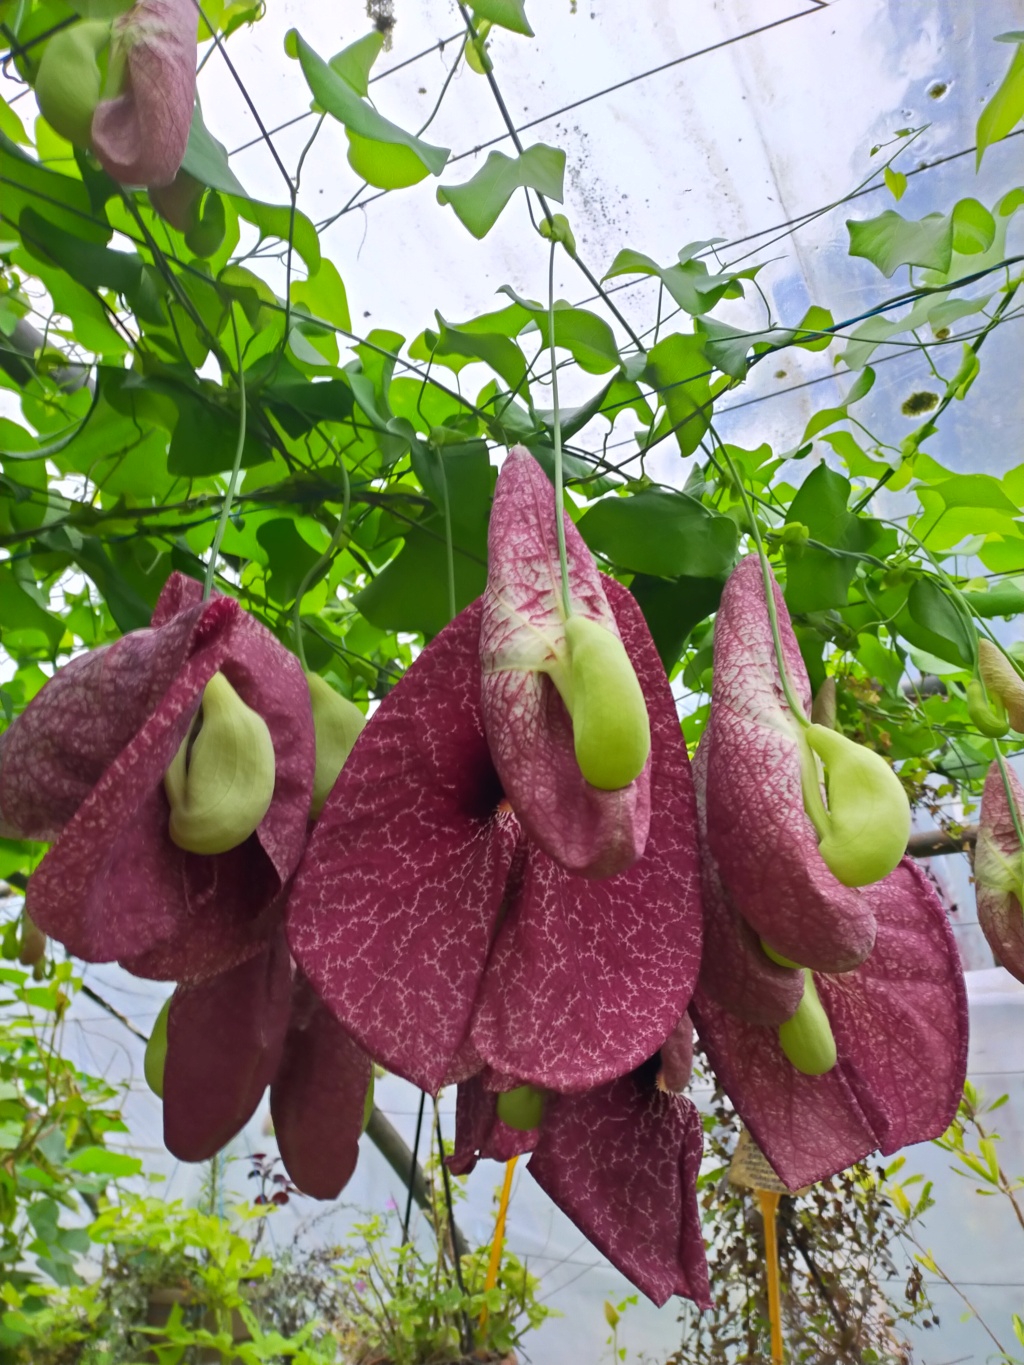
[975,761,1024,983]
[688,576,968,1188]
[286,448,703,1097]
[480,449,651,877]
[90,0,198,187]
[0,573,315,981]
[155,932,371,1199]
[690,855,968,1189]
[706,556,904,973]
[449,1067,710,1309]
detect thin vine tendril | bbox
[203,308,247,601]
[548,239,571,618]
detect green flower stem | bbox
[718,440,808,726]
[438,448,457,625]
[994,742,1024,852]
[291,439,352,671]
[548,240,571,619]
[203,309,247,602]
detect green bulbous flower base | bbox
[496,1084,546,1132]
[561,614,650,791]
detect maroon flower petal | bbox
[480,448,650,877]
[706,558,875,972]
[975,761,1024,983]
[0,597,227,840]
[448,1075,542,1177]
[528,1075,711,1308]
[7,574,314,979]
[90,0,196,188]
[270,973,372,1200]
[470,582,702,1090]
[163,933,292,1163]
[691,858,967,1189]
[657,1016,694,1094]
[287,601,518,1095]
[691,737,803,1027]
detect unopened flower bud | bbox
[164,672,276,854]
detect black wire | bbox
[445,5,828,165]
[228,31,464,157]
[435,1106,472,1352]
[401,1091,426,1245]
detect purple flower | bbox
[285,449,703,1097]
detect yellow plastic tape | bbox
[480,1155,519,1329]
[755,1187,784,1364]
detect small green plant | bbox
[0,1194,340,1364]
[603,1294,637,1362]
[0,907,138,1300]
[891,1081,1024,1365]
[327,1208,551,1365]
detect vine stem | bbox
[717,438,807,725]
[993,742,1024,852]
[291,438,352,670]
[203,309,247,601]
[548,241,571,617]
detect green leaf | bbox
[0,94,29,146]
[18,208,163,324]
[356,447,492,636]
[630,573,725,670]
[533,305,620,374]
[902,578,974,667]
[328,31,385,96]
[977,39,1024,166]
[0,133,110,244]
[0,567,64,652]
[233,199,321,274]
[72,538,166,632]
[604,247,747,315]
[255,519,322,604]
[947,343,980,401]
[290,257,351,334]
[288,30,449,188]
[181,101,249,197]
[473,0,534,36]
[884,166,907,201]
[578,490,738,579]
[437,144,565,239]
[794,305,834,351]
[950,197,996,254]
[932,474,1017,513]
[644,333,713,457]
[168,389,268,476]
[961,583,1024,617]
[266,377,355,434]
[783,464,879,613]
[802,366,875,441]
[846,209,954,277]
[65,1147,143,1178]
[433,314,528,391]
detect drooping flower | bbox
[448,1065,710,1309]
[975,760,1024,983]
[155,931,372,1199]
[706,556,894,973]
[0,573,315,982]
[286,448,703,1097]
[689,557,968,1189]
[90,0,198,188]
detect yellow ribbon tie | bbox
[756,1187,784,1364]
[479,1155,519,1330]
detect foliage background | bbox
[1,0,1024,1360]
